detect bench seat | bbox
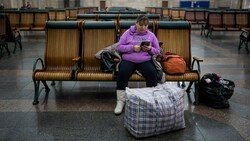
[33,70,73,81]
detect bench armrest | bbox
[72,56,81,61]
[241,28,248,33]
[72,56,81,71]
[191,57,203,72]
[33,58,45,72]
[13,29,21,39]
[241,28,249,38]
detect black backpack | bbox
[199,73,235,109]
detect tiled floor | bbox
[0,28,249,141]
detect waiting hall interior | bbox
[0,0,250,140]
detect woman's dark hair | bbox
[137,14,149,22]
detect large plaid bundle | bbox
[124,83,186,138]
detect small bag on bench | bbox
[161,52,186,75]
[124,83,186,138]
[100,51,117,73]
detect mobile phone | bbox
[140,41,150,47]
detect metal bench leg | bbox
[13,39,22,53]
[186,81,193,94]
[181,81,186,88]
[42,80,50,93]
[186,81,199,105]
[18,39,22,50]
[51,81,56,86]
[243,41,250,53]
[193,81,199,105]
[3,42,10,55]
[33,80,40,105]
[201,26,204,35]
[238,39,243,51]
[177,81,181,87]
[33,80,50,105]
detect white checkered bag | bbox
[124,83,186,138]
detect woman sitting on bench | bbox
[114,14,161,115]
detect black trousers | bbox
[116,60,158,90]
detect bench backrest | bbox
[0,14,14,42]
[207,11,223,28]
[171,8,181,20]
[48,10,56,21]
[55,9,66,21]
[78,8,86,14]
[32,10,48,30]
[45,21,81,71]
[66,8,78,20]
[184,9,195,22]
[195,9,206,21]
[81,21,117,71]
[118,14,138,21]
[98,14,118,21]
[19,11,34,29]
[235,11,249,28]
[147,14,161,21]
[155,21,191,69]
[0,14,6,36]
[222,11,236,27]
[77,14,98,21]
[162,8,170,19]
[6,11,20,29]
[179,9,186,19]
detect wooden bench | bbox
[184,9,206,25]
[32,21,82,104]
[32,20,202,105]
[201,10,250,37]
[0,13,22,54]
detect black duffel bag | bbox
[199,73,235,109]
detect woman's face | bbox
[136,20,149,33]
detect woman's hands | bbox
[134,45,152,52]
[134,45,141,52]
[142,45,152,51]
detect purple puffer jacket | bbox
[116,25,160,63]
